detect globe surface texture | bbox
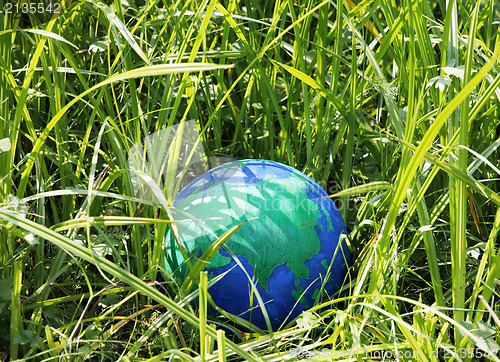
[164,159,350,330]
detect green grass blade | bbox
[181,220,248,294]
[329,181,393,197]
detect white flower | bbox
[426,75,452,92]
[296,311,318,329]
[426,60,466,92]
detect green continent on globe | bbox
[174,174,324,290]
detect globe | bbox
[164,159,350,330]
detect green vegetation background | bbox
[0,0,499,360]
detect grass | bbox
[0,0,500,360]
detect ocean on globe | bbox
[164,159,350,330]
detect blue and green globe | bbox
[164,159,350,330]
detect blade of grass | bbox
[10,259,23,360]
[200,271,208,362]
[472,207,500,323]
[217,329,227,362]
[329,181,393,197]
[181,220,248,294]
[445,0,465,346]
[338,17,358,220]
[93,1,152,66]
